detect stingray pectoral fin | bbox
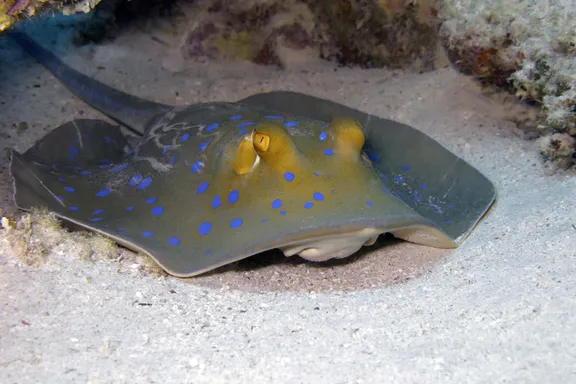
[10,150,65,211]
[21,119,128,165]
[239,91,496,245]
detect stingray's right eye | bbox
[233,136,257,175]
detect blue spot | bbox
[238,122,255,128]
[168,237,180,246]
[271,199,282,209]
[180,132,191,142]
[284,121,299,127]
[93,209,104,215]
[129,174,143,186]
[323,149,334,156]
[366,201,373,207]
[104,136,111,143]
[170,156,177,165]
[265,115,282,119]
[137,178,152,190]
[230,218,243,229]
[56,196,64,201]
[69,206,79,211]
[58,178,66,182]
[126,206,135,211]
[319,132,327,141]
[402,165,411,171]
[419,184,427,190]
[412,191,422,202]
[238,129,247,135]
[190,161,203,173]
[280,210,287,216]
[284,172,295,182]
[142,231,153,237]
[393,176,404,182]
[68,154,76,159]
[445,220,452,225]
[368,154,381,163]
[79,171,91,175]
[146,197,157,204]
[261,218,268,223]
[198,140,211,151]
[205,249,211,255]
[89,217,103,222]
[320,124,328,128]
[64,186,75,192]
[69,146,78,153]
[304,202,313,209]
[205,122,219,132]
[111,163,128,172]
[230,115,242,120]
[99,164,111,169]
[162,147,170,155]
[198,222,212,236]
[151,206,164,216]
[96,189,111,197]
[228,190,239,204]
[211,195,222,209]
[313,172,319,177]
[197,182,209,194]
[313,192,324,201]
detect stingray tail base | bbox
[7,30,170,134]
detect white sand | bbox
[1,19,575,383]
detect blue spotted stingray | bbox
[7,31,496,277]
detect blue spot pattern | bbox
[197,182,209,194]
[284,121,299,127]
[211,195,222,209]
[304,202,313,209]
[228,190,239,204]
[313,192,324,201]
[137,178,152,190]
[168,237,180,246]
[205,123,219,132]
[271,199,282,209]
[323,149,334,156]
[146,197,157,204]
[284,172,295,182]
[180,132,191,142]
[190,161,203,173]
[151,206,164,216]
[96,189,110,197]
[198,222,212,236]
[230,218,243,229]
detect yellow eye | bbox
[233,136,257,175]
[252,131,271,153]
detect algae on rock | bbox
[439,0,576,168]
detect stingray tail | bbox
[7,30,171,135]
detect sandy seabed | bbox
[0,20,575,383]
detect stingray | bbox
[6,30,496,277]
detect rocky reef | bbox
[2,0,575,168]
[439,0,576,168]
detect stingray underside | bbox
[10,98,496,277]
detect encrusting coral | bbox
[439,0,576,169]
